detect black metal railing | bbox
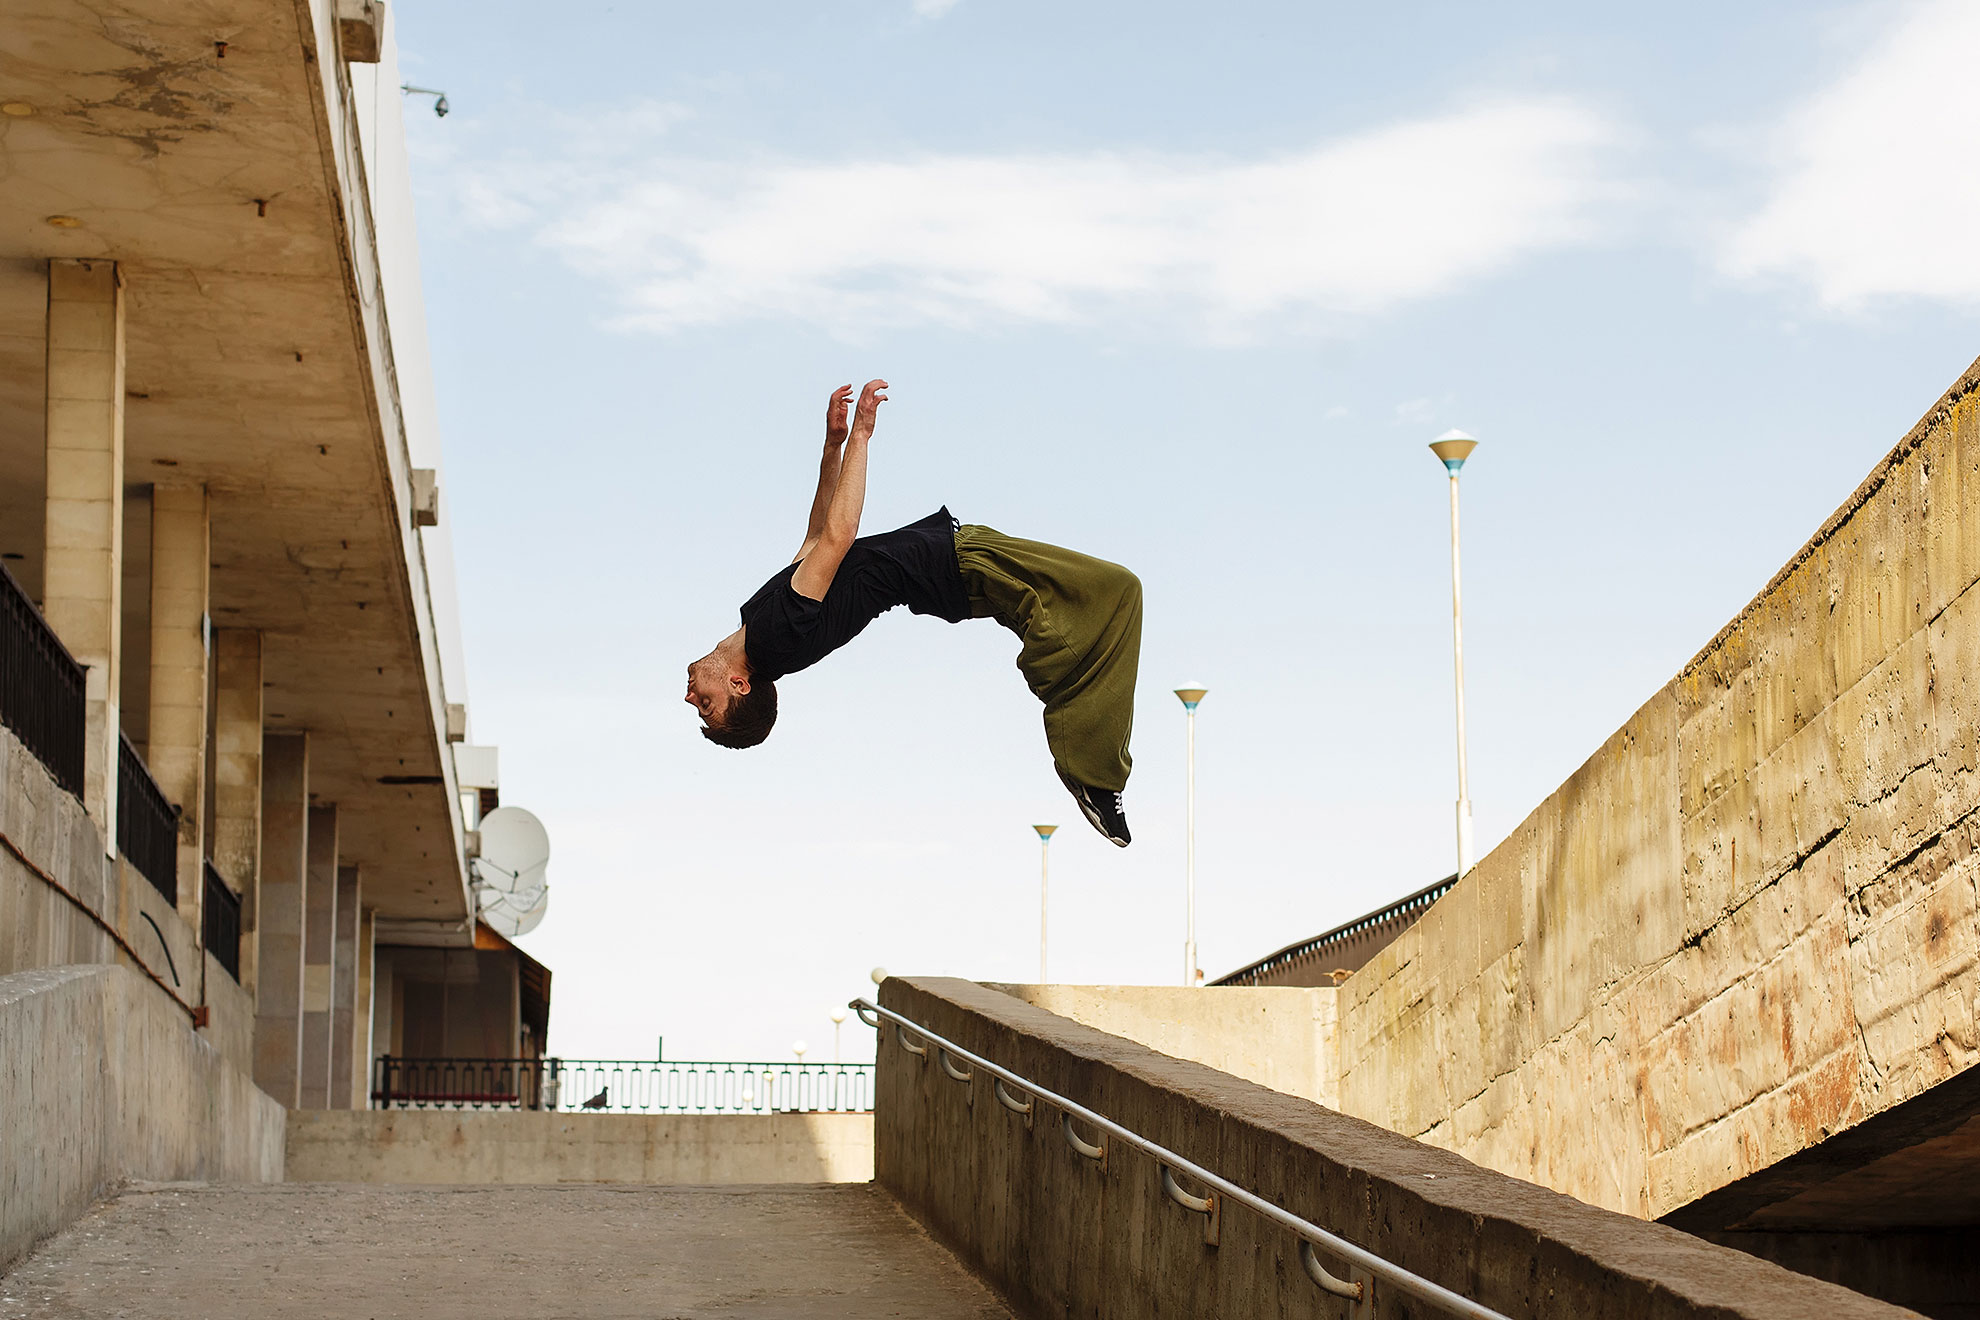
[371,1057,875,1114]
[203,860,242,981]
[0,560,86,796]
[117,732,178,903]
[1211,875,1457,987]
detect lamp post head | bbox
[830,1008,847,1025]
[1429,430,1478,474]
[1174,684,1208,711]
[793,1040,808,1061]
[869,966,888,986]
[1033,824,1059,842]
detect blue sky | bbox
[391,0,1980,1061]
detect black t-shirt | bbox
[739,508,971,682]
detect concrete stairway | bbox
[0,1182,1015,1320]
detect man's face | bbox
[685,652,739,729]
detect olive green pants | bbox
[954,524,1142,792]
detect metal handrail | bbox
[854,997,1511,1320]
[0,559,86,797]
[203,860,243,982]
[117,731,179,903]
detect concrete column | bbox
[148,484,210,926]
[371,949,397,1060]
[212,631,263,990]
[42,258,125,843]
[117,489,151,750]
[329,866,361,1108]
[352,907,376,1108]
[300,805,339,1110]
[253,733,307,1107]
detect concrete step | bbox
[0,1181,1016,1319]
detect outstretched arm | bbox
[792,379,885,601]
[796,384,853,559]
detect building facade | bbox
[1,0,541,1263]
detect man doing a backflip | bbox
[685,380,1141,846]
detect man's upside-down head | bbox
[686,643,777,749]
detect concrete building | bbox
[366,920,552,1107]
[0,0,547,1268]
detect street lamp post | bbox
[1032,824,1058,983]
[1428,431,1479,877]
[1174,685,1208,986]
[829,1008,847,1064]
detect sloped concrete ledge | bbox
[877,977,1919,1320]
[0,964,284,1273]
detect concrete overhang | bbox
[0,0,470,922]
[1663,1064,1980,1234]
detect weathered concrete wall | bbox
[1339,360,1980,1220]
[0,964,285,1272]
[991,983,1339,1108]
[285,1109,873,1184]
[0,720,253,1078]
[878,977,1913,1320]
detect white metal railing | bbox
[372,1056,873,1114]
[854,997,1512,1320]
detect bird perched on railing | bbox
[580,1086,609,1110]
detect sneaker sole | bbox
[1059,770,1131,848]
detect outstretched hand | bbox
[824,384,852,448]
[850,379,888,444]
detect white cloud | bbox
[912,0,961,16]
[458,99,1615,336]
[1723,0,1980,307]
[1393,398,1435,426]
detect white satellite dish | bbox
[480,883,548,938]
[473,807,548,894]
[472,806,551,937]
[510,891,548,936]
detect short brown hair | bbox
[701,680,777,749]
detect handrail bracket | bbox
[993,1076,1034,1128]
[1062,1112,1107,1169]
[1301,1239,1372,1308]
[1161,1165,1220,1247]
[938,1048,973,1106]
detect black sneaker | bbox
[1058,769,1131,847]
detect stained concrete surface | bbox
[285,1110,875,1185]
[879,976,1923,1320]
[0,1181,1016,1320]
[0,967,284,1274]
[1336,358,1980,1229]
